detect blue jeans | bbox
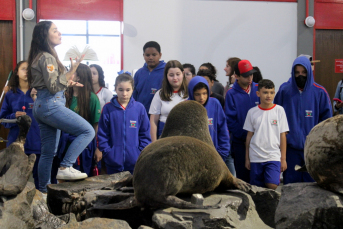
[33,89,94,192]
[225,154,236,177]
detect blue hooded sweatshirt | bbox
[97,95,151,174]
[0,88,41,154]
[188,76,230,161]
[274,56,332,150]
[133,61,166,113]
[224,80,260,143]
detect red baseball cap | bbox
[238,60,257,77]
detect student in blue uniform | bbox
[224,60,260,183]
[274,56,332,184]
[188,76,230,162]
[0,61,41,189]
[133,41,166,114]
[97,73,151,174]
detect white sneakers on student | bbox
[56,167,88,180]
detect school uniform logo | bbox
[208,118,213,125]
[271,120,278,125]
[151,88,157,94]
[29,103,34,109]
[305,110,313,117]
[130,120,137,128]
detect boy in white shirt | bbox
[243,79,289,190]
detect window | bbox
[41,19,121,92]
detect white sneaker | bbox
[56,167,88,180]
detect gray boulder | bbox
[0,182,36,229]
[47,171,132,217]
[153,190,271,229]
[31,189,66,229]
[60,213,131,229]
[249,185,281,228]
[275,182,343,229]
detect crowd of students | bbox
[0,21,334,193]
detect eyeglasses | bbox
[185,72,193,76]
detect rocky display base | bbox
[275,182,343,229]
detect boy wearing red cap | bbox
[224,60,260,182]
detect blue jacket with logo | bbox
[274,56,332,150]
[188,76,230,161]
[133,61,166,113]
[0,88,41,154]
[225,80,260,144]
[97,95,151,173]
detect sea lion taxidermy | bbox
[296,115,343,194]
[93,101,251,210]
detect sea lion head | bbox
[160,100,214,147]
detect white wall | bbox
[123,0,297,90]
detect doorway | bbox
[0,20,13,150]
[315,29,343,101]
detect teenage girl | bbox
[59,63,102,176]
[90,64,113,110]
[149,60,188,142]
[97,73,151,174]
[0,61,41,189]
[224,57,241,95]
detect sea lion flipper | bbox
[233,178,252,193]
[295,164,308,172]
[89,196,137,210]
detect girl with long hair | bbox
[60,63,101,176]
[0,61,42,189]
[89,64,113,110]
[28,21,94,192]
[149,60,188,142]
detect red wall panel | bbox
[0,0,15,20]
[315,2,343,29]
[37,0,123,21]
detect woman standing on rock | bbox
[27,21,94,193]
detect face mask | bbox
[295,75,307,89]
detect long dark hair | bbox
[27,21,65,84]
[89,64,106,88]
[200,62,217,81]
[160,60,188,101]
[66,64,95,123]
[9,61,28,93]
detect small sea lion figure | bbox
[0,115,36,196]
[296,115,343,194]
[93,101,251,210]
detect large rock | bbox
[47,172,132,216]
[60,213,131,229]
[275,182,343,229]
[303,115,343,194]
[249,186,281,228]
[153,191,271,229]
[31,189,66,229]
[0,182,36,229]
[84,188,153,229]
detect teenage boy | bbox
[188,76,230,162]
[197,69,225,108]
[225,60,260,183]
[133,41,166,113]
[274,56,332,184]
[244,79,289,189]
